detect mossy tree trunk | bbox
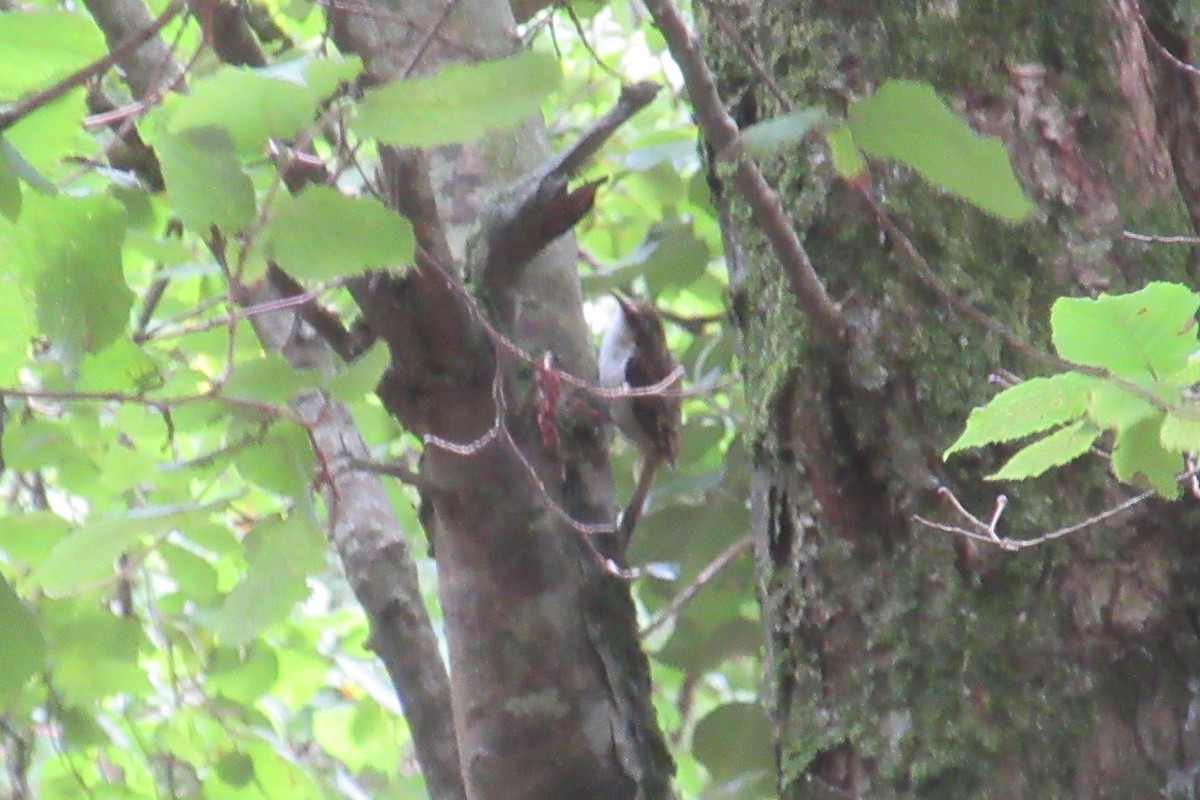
[699,2,1200,797]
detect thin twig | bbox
[916,485,1157,551]
[1122,229,1200,245]
[640,535,753,638]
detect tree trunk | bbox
[699,1,1200,797]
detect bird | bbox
[599,295,682,550]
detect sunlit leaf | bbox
[1052,282,1200,381]
[0,575,46,704]
[157,126,255,232]
[235,419,314,499]
[170,67,318,151]
[35,503,215,596]
[213,515,324,645]
[2,193,133,366]
[737,108,827,160]
[353,51,560,146]
[264,187,414,280]
[989,419,1100,481]
[0,138,20,219]
[945,372,1097,457]
[0,12,105,95]
[1112,415,1180,498]
[848,79,1035,220]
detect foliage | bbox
[945,281,1200,498]
[0,4,759,799]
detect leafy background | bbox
[0,3,764,799]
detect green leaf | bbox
[2,418,92,472]
[34,503,213,596]
[848,79,1035,220]
[1052,282,1200,380]
[326,343,388,402]
[0,12,105,96]
[313,702,402,772]
[643,223,709,295]
[157,127,255,233]
[692,703,774,788]
[1112,415,1180,498]
[169,67,318,152]
[989,419,1100,481]
[0,510,72,569]
[1085,380,1162,430]
[213,515,324,645]
[222,354,310,406]
[738,108,827,159]
[0,575,46,705]
[264,187,414,280]
[353,51,561,146]
[0,138,20,220]
[1161,403,1200,453]
[207,642,279,704]
[76,339,164,393]
[826,122,866,179]
[41,599,149,704]
[235,420,314,499]
[2,194,133,365]
[6,89,90,181]
[298,54,363,98]
[944,372,1097,457]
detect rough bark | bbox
[698,1,1200,798]
[328,3,674,800]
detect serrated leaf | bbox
[989,419,1100,482]
[41,599,148,703]
[738,108,827,159]
[0,12,105,96]
[7,89,90,181]
[2,194,133,366]
[1052,282,1200,380]
[326,343,388,402]
[945,372,1097,457]
[848,79,1034,221]
[207,642,279,703]
[264,187,414,280]
[1085,380,1162,430]
[169,67,317,152]
[1161,403,1200,453]
[353,51,560,146]
[235,420,314,499]
[34,503,214,596]
[222,354,311,406]
[0,575,46,704]
[826,122,866,179]
[213,516,323,645]
[301,55,363,97]
[76,339,164,393]
[157,127,255,233]
[1112,415,1180,498]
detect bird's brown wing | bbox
[625,348,682,468]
